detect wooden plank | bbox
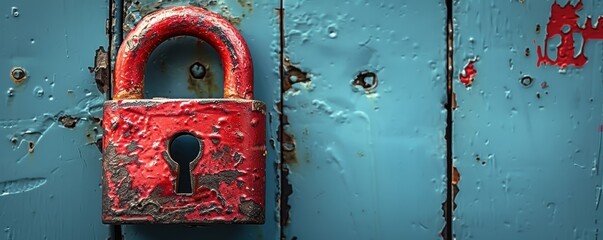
[453,0,603,238]
[0,0,110,239]
[281,1,448,239]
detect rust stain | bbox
[186,41,221,98]
[536,24,541,34]
[281,131,297,165]
[452,166,460,185]
[352,71,378,91]
[281,165,293,228]
[236,0,253,13]
[28,141,34,153]
[88,47,110,94]
[451,92,457,111]
[537,0,603,68]
[187,63,218,98]
[283,57,311,93]
[278,113,297,165]
[10,67,27,84]
[459,58,477,87]
[58,115,79,128]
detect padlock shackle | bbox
[112,6,253,100]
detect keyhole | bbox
[168,132,202,194]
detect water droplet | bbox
[33,86,44,97]
[84,89,91,96]
[30,38,35,44]
[327,24,338,38]
[7,88,15,97]
[11,7,19,17]
[48,95,54,101]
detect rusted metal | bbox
[283,58,310,93]
[102,6,266,224]
[90,47,110,94]
[112,6,254,100]
[352,71,378,91]
[58,115,79,128]
[10,67,27,84]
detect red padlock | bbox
[101,6,266,224]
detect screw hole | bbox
[189,62,207,79]
[520,76,533,87]
[10,67,27,83]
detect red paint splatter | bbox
[537,0,603,68]
[460,59,478,87]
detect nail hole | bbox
[520,76,533,87]
[353,71,378,90]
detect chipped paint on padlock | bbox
[102,99,266,223]
[102,6,266,224]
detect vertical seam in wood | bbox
[443,0,454,239]
[278,0,287,239]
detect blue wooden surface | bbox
[281,1,448,239]
[117,0,281,239]
[453,0,603,239]
[0,0,110,239]
[4,0,603,239]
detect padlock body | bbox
[101,98,266,224]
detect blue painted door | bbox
[453,0,603,239]
[2,0,603,240]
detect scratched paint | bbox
[117,0,281,239]
[537,0,603,68]
[0,178,47,196]
[0,0,110,239]
[454,0,603,239]
[282,0,447,239]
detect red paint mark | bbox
[537,0,603,68]
[459,58,478,87]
